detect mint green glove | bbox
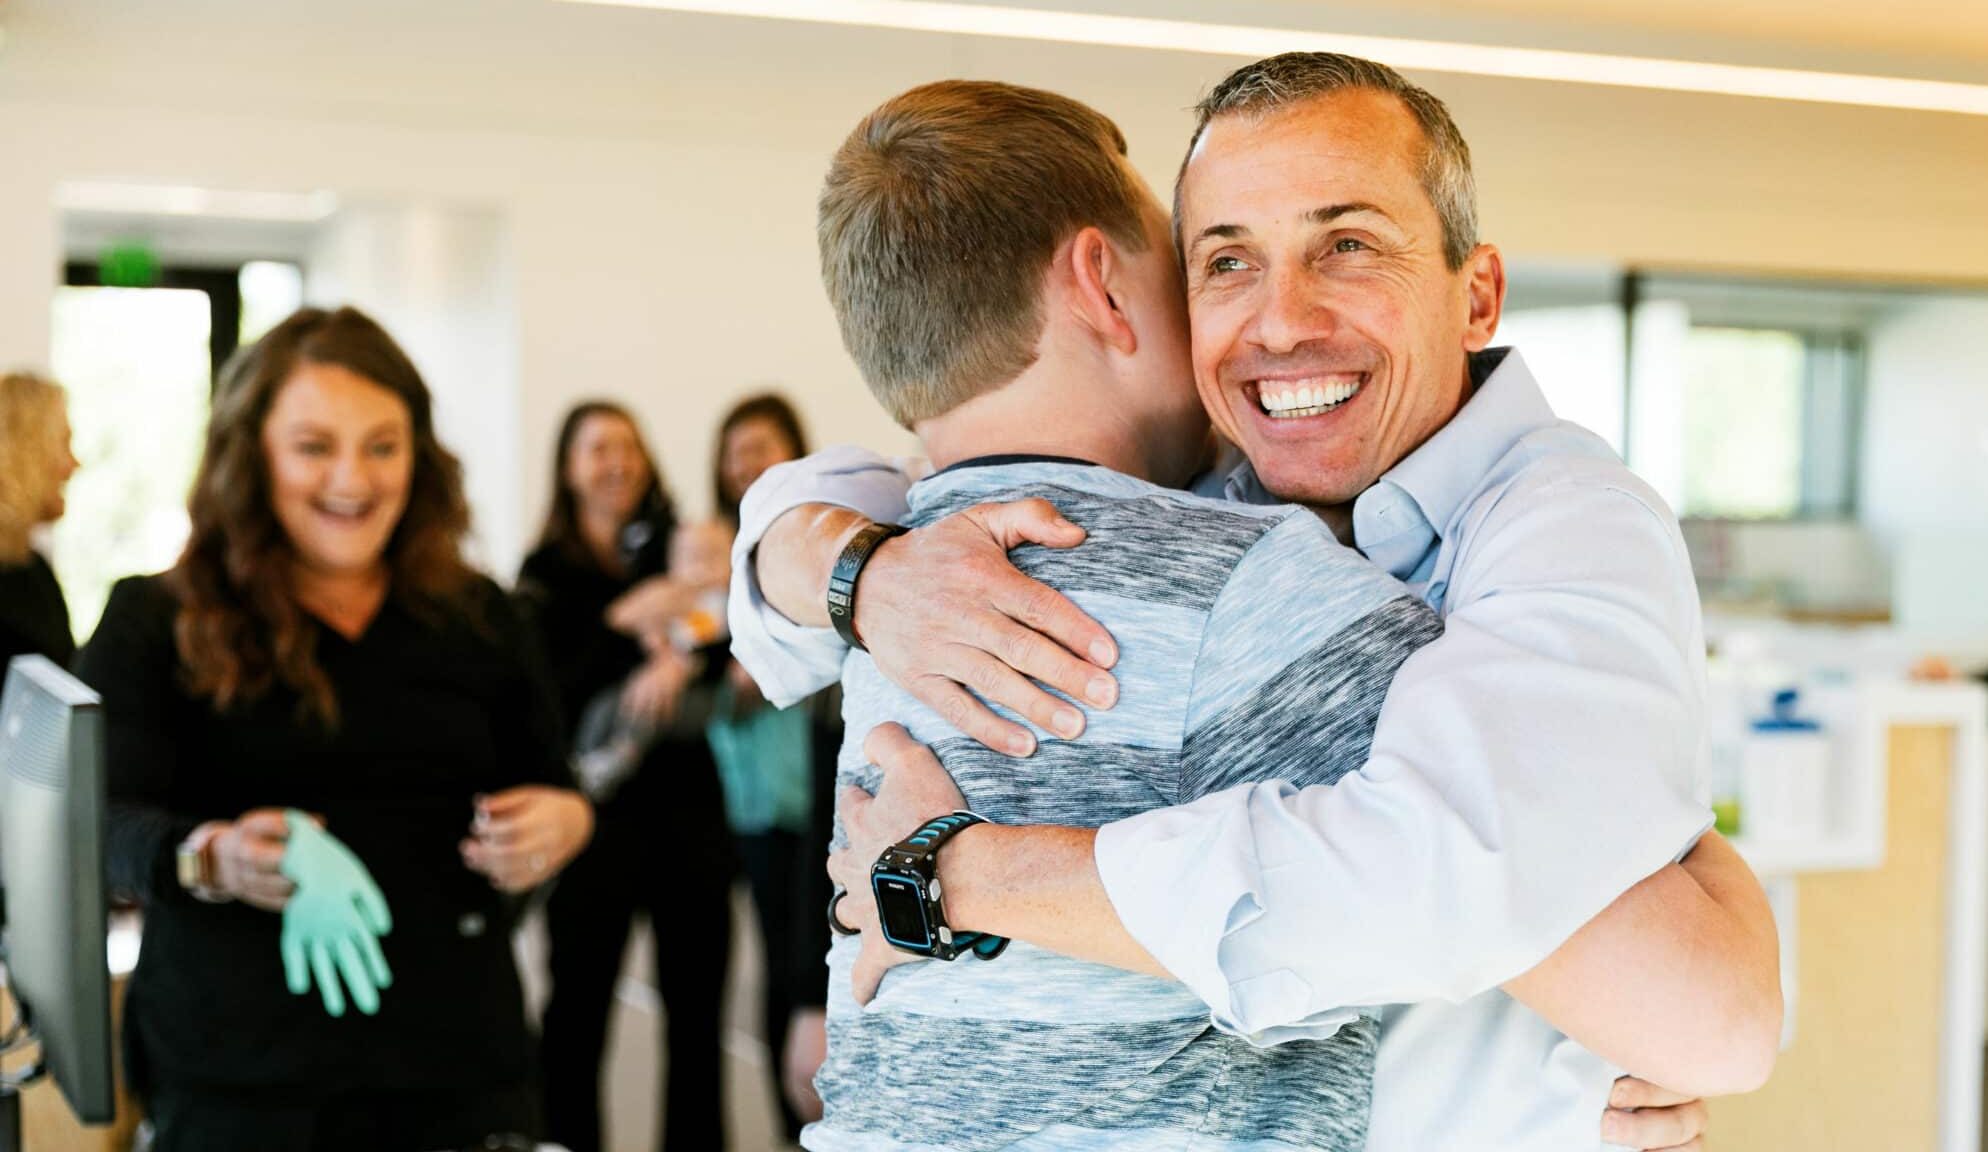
[279,810,393,1018]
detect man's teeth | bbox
[1259,378,1362,418]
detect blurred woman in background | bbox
[80,306,592,1152]
[0,370,81,668]
[518,401,733,1152]
[710,392,842,1138]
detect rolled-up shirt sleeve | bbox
[728,444,921,708]
[1095,474,1714,1044]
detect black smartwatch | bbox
[871,812,1009,962]
[827,521,908,652]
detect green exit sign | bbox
[99,242,160,288]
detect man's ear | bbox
[1461,242,1506,353]
[1065,226,1138,357]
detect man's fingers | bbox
[852,940,897,1006]
[861,723,915,766]
[866,723,959,776]
[974,498,1086,552]
[1610,1078,1698,1110]
[909,677,1035,758]
[976,613,1116,712]
[954,650,1084,742]
[1601,1099,1707,1150]
[826,847,862,893]
[838,782,874,821]
[986,570,1116,673]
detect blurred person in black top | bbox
[0,370,81,669]
[77,307,593,1152]
[712,393,842,1137]
[515,401,733,1152]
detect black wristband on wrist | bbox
[827,521,908,652]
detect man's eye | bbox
[1333,237,1370,254]
[1209,255,1250,274]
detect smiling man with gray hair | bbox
[735,52,1781,1151]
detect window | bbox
[47,261,303,640]
[1500,270,1869,521]
[239,260,305,345]
[48,287,212,639]
[1677,327,1805,517]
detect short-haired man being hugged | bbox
[805,80,1440,1151]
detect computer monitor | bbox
[0,655,115,1125]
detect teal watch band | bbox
[870,811,1009,962]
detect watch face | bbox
[873,873,934,951]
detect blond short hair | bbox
[818,80,1151,426]
[0,372,67,565]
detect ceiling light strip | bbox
[558,0,1988,117]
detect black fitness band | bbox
[827,521,908,652]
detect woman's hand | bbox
[460,786,595,893]
[621,647,695,727]
[782,1006,828,1123]
[210,808,304,911]
[604,575,695,643]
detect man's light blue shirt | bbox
[730,349,1714,1151]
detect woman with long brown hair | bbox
[78,306,592,1151]
[516,400,733,1152]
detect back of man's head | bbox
[819,80,1151,427]
[1179,52,1479,271]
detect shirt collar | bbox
[1225,347,1558,581]
[930,453,1102,477]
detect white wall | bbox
[305,203,523,571]
[0,102,915,580]
[5,2,1988,582]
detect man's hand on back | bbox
[1606,1077,1707,1151]
[851,501,1120,756]
[828,724,973,1003]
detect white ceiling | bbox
[1,0,1981,138]
[1354,0,1988,63]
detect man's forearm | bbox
[1501,832,1781,1097]
[941,824,1779,1098]
[940,823,1168,979]
[757,504,871,627]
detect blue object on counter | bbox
[1752,688,1822,733]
